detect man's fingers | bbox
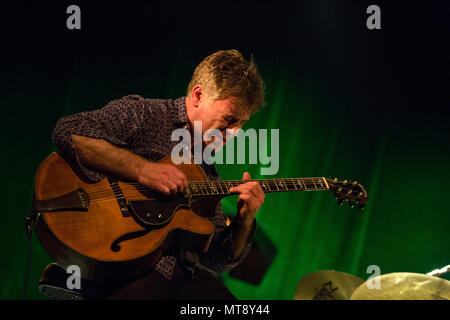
[164,180,179,195]
[172,167,188,188]
[238,193,251,202]
[239,183,259,199]
[176,183,184,194]
[181,174,189,189]
[173,168,189,190]
[140,163,189,195]
[229,184,244,193]
[249,182,263,198]
[238,193,261,211]
[158,184,171,195]
[231,182,263,198]
[168,169,187,193]
[173,175,186,193]
[182,175,188,188]
[254,182,265,198]
[243,172,251,181]
[230,184,252,194]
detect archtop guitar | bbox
[32,152,368,281]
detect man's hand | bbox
[229,172,265,227]
[71,135,188,196]
[138,162,188,195]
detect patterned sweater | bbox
[51,94,254,279]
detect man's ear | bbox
[191,85,203,108]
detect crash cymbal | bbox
[349,272,450,300]
[295,270,365,300]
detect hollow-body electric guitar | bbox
[32,152,368,281]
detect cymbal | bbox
[349,272,450,300]
[295,270,365,300]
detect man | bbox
[51,49,266,299]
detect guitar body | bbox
[34,153,217,281]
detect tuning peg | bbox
[357,203,365,210]
[353,181,358,185]
[337,198,344,206]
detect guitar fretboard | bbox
[188,178,328,197]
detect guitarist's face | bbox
[187,86,250,147]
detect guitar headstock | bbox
[325,178,369,210]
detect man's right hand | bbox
[138,162,188,196]
[71,135,188,195]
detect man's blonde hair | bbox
[186,49,265,116]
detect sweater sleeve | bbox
[51,94,146,181]
[197,201,256,273]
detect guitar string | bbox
[88,187,332,206]
[83,178,329,202]
[88,184,326,203]
[85,183,360,206]
[88,183,362,207]
[80,178,330,197]
[124,177,328,187]
[83,178,352,202]
[83,179,331,201]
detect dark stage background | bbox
[1,0,449,299]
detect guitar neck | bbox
[188,177,329,197]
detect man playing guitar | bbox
[49,49,266,299]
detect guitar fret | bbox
[288,179,298,191]
[285,179,291,191]
[260,180,268,192]
[190,183,197,195]
[290,179,298,190]
[301,179,307,190]
[217,181,224,194]
[273,180,279,191]
[189,177,329,197]
[216,182,222,194]
[304,179,315,191]
[210,182,217,195]
[317,178,325,189]
[193,183,199,195]
[208,183,214,195]
[198,183,206,195]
